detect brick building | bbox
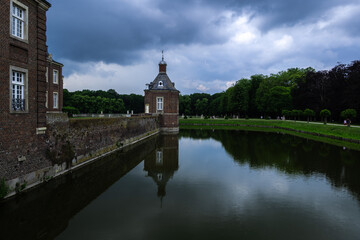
[144,53,179,132]
[0,0,63,182]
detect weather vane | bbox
[162,50,164,61]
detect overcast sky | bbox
[46,0,360,94]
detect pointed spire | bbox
[159,50,167,73]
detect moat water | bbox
[1,129,360,240]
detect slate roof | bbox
[147,73,179,91]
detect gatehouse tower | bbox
[144,52,179,132]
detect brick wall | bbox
[0,0,51,181]
[144,90,179,129]
[144,90,179,114]
[46,60,63,112]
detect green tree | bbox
[179,95,191,116]
[195,98,209,116]
[282,110,291,119]
[209,93,224,116]
[340,109,357,127]
[320,109,331,124]
[228,79,251,117]
[267,86,292,116]
[304,109,315,123]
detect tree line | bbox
[63,89,144,114]
[180,60,359,122]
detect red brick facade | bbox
[144,58,179,131]
[0,0,63,181]
[46,57,64,112]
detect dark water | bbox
[1,129,360,240]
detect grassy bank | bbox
[179,118,360,151]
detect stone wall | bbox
[46,116,160,167]
[2,115,160,197]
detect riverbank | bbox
[179,118,360,151]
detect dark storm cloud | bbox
[47,0,226,64]
[47,0,357,64]
[161,0,355,26]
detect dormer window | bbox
[158,81,163,87]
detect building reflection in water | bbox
[144,134,179,206]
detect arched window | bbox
[158,81,163,87]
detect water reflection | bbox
[0,134,164,240]
[144,134,179,204]
[180,129,360,201]
[1,130,360,240]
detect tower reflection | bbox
[144,134,179,205]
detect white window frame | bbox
[53,92,58,109]
[53,70,58,84]
[45,91,48,108]
[10,0,28,42]
[156,97,163,111]
[46,67,48,82]
[145,104,149,113]
[9,66,28,113]
[158,81,163,87]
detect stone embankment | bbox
[3,114,160,198]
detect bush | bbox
[341,109,357,119]
[304,109,315,122]
[62,106,80,117]
[320,109,331,124]
[282,110,290,118]
[0,178,9,199]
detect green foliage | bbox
[179,118,360,149]
[62,106,80,116]
[15,181,27,194]
[282,110,291,118]
[228,79,251,116]
[320,109,331,124]
[0,178,9,199]
[304,108,315,122]
[320,109,331,118]
[304,109,315,117]
[267,86,292,115]
[290,110,303,120]
[195,98,209,115]
[63,89,141,114]
[341,109,357,119]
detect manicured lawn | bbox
[180,118,360,143]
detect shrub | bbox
[304,109,315,122]
[341,109,357,119]
[62,106,80,117]
[320,109,331,124]
[0,178,9,199]
[282,110,290,118]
